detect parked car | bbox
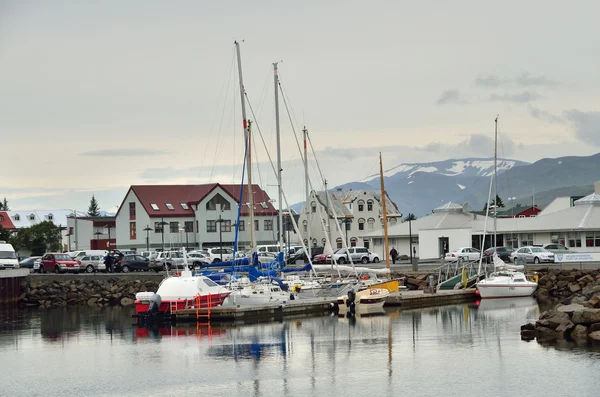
[149,251,189,271]
[329,247,380,264]
[205,248,233,263]
[115,255,150,272]
[510,246,555,264]
[188,252,211,267]
[73,250,107,260]
[286,246,325,265]
[0,242,19,270]
[312,252,329,264]
[483,247,514,263]
[445,247,481,262]
[77,255,106,273]
[19,256,42,271]
[36,253,79,273]
[542,244,570,254]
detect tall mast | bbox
[493,116,498,248]
[324,179,332,246]
[274,62,284,251]
[380,152,390,269]
[303,127,311,258]
[235,41,255,252]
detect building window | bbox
[302,220,307,233]
[520,233,534,247]
[568,232,582,248]
[336,238,343,249]
[69,227,73,235]
[222,220,232,232]
[129,202,136,220]
[150,203,159,211]
[184,221,194,232]
[170,222,179,233]
[206,194,231,211]
[14,214,20,221]
[254,220,259,231]
[238,220,245,231]
[367,200,373,211]
[367,218,375,230]
[154,222,163,233]
[506,233,518,249]
[166,203,174,211]
[48,214,53,221]
[321,238,327,246]
[264,219,273,231]
[130,222,136,239]
[29,214,35,221]
[363,239,370,249]
[358,200,365,212]
[389,218,397,224]
[303,239,308,246]
[206,220,217,233]
[312,239,317,247]
[311,202,316,213]
[358,218,365,231]
[350,237,357,247]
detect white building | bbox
[114,184,279,251]
[365,182,600,261]
[297,189,402,250]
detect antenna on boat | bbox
[494,115,499,250]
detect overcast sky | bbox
[1,0,599,212]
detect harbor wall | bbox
[0,270,30,304]
[18,274,164,308]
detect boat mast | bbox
[303,127,311,259]
[274,62,284,251]
[380,152,390,269]
[324,179,332,247]
[235,41,255,252]
[493,115,498,249]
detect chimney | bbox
[595,181,600,194]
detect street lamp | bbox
[215,215,225,261]
[341,218,352,262]
[143,225,152,252]
[104,224,113,250]
[159,219,169,251]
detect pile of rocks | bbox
[534,269,600,302]
[392,273,435,290]
[521,290,600,343]
[19,278,161,308]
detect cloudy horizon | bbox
[1,0,599,211]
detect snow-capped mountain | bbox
[375,158,527,179]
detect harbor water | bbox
[1,298,600,397]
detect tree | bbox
[0,225,10,242]
[0,198,8,210]
[483,195,505,212]
[88,195,100,216]
[10,221,62,256]
[403,213,417,222]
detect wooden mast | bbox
[379,152,390,269]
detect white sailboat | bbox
[476,117,537,299]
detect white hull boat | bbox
[227,280,293,306]
[337,288,389,316]
[476,253,537,299]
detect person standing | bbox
[390,247,398,264]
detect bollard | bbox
[412,256,418,272]
[428,274,435,294]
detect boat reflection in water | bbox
[474,297,540,321]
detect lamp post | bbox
[216,215,224,261]
[104,224,113,250]
[143,225,152,252]
[159,219,168,252]
[342,218,352,262]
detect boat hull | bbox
[476,284,537,299]
[134,292,230,314]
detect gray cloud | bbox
[475,75,509,87]
[516,73,557,87]
[564,110,600,146]
[436,90,467,105]
[489,91,541,103]
[80,149,168,157]
[528,105,565,124]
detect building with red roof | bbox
[115,184,279,251]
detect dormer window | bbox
[14,214,20,221]
[29,214,35,221]
[150,203,159,211]
[181,203,189,210]
[166,203,174,210]
[47,214,54,221]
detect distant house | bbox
[66,216,116,251]
[474,205,542,219]
[114,184,279,251]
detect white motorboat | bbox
[227,279,293,306]
[476,253,537,299]
[337,287,390,316]
[282,275,323,291]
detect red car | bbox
[38,253,79,273]
[312,253,329,264]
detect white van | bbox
[0,241,19,269]
[73,250,108,260]
[257,245,282,254]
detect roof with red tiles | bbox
[117,184,277,218]
[0,211,16,230]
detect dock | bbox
[0,269,30,304]
[168,289,478,324]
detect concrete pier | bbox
[0,269,30,304]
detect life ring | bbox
[532,274,539,283]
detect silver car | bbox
[78,255,106,273]
[511,246,555,264]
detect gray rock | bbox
[557,304,585,314]
[590,323,600,333]
[572,309,600,324]
[569,283,582,293]
[120,297,135,306]
[87,298,98,307]
[571,296,588,304]
[570,325,589,343]
[536,326,563,343]
[588,331,600,341]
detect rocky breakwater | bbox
[533,269,600,302]
[392,273,436,290]
[19,276,162,308]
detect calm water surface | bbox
[1,298,599,397]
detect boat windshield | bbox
[202,278,219,287]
